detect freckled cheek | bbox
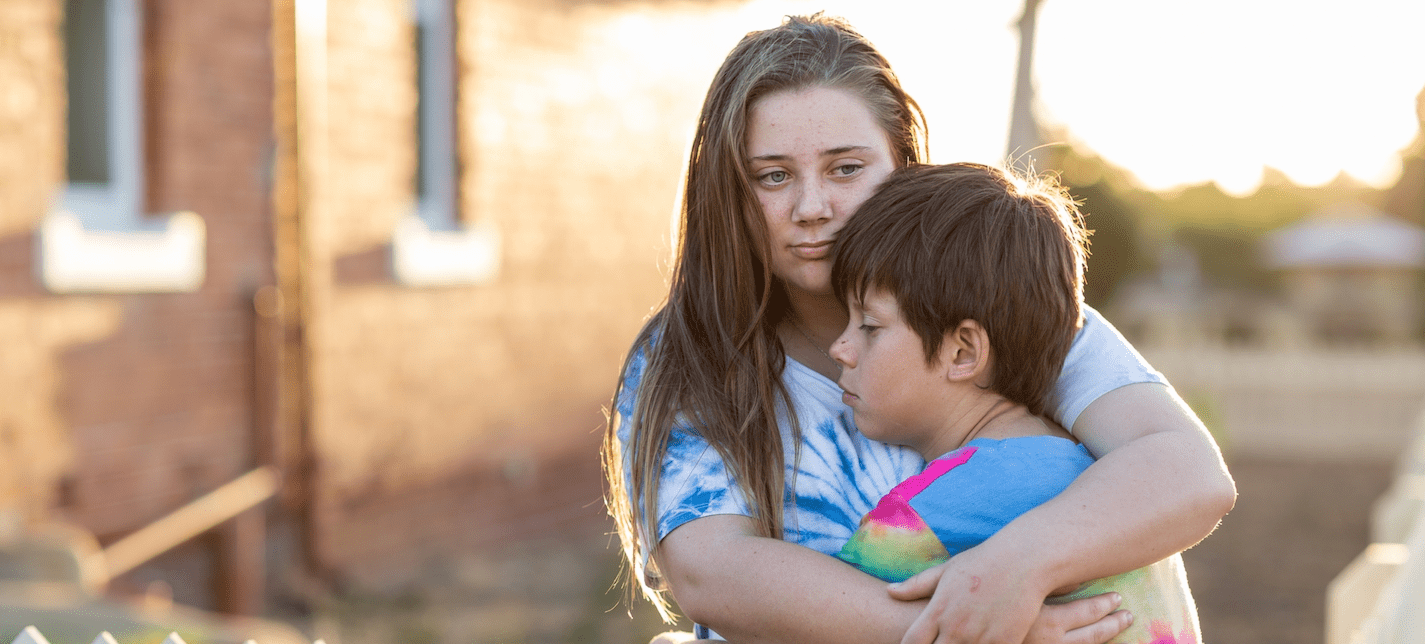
[757,191,792,220]
[754,199,789,245]
[842,186,878,216]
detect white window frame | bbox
[42,0,205,294]
[392,0,499,287]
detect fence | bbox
[8,627,321,644]
[1327,404,1425,644]
[1144,348,1425,460]
[1,467,296,644]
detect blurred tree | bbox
[1384,85,1425,226]
[1155,173,1327,231]
[1044,126,1413,311]
[1170,225,1276,294]
[1071,180,1145,309]
[1048,144,1150,309]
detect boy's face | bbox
[829,287,951,452]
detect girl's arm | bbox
[890,382,1236,644]
[659,514,1133,644]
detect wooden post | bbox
[216,505,267,615]
[1007,0,1045,169]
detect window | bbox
[392,0,500,286]
[42,0,205,294]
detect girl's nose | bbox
[792,180,831,224]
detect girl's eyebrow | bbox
[748,145,874,163]
[824,145,872,156]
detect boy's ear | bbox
[940,320,990,383]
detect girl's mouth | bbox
[791,240,833,260]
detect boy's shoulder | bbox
[906,437,1093,508]
[895,437,1095,555]
[964,435,1091,460]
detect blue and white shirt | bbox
[615,306,1165,561]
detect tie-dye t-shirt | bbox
[836,436,1200,644]
[615,306,1165,562]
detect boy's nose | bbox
[829,334,853,367]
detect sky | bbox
[630,0,1425,196]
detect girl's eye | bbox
[834,164,862,177]
[859,324,878,334]
[760,170,789,186]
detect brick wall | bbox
[0,0,64,237]
[0,1,131,524]
[55,0,277,539]
[306,0,717,584]
[0,0,88,522]
[1,0,750,596]
[0,0,277,549]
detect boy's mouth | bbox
[840,390,858,406]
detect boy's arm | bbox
[890,382,1235,644]
[659,514,1132,644]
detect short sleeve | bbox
[614,344,751,546]
[1045,306,1167,432]
[654,425,750,538]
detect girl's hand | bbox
[888,554,1132,644]
[648,633,712,644]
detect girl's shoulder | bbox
[616,314,667,393]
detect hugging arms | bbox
[657,382,1229,644]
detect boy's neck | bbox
[916,394,1067,461]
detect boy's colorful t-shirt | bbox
[836,436,1200,644]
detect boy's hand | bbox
[888,552,1131,644]
[1024,597,1132,644]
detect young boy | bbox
[827,163,1199,644]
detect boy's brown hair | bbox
[831,162,1089,416]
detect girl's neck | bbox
[780,289,847,381]
[784,289,848,341]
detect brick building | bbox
[0,0,710,612]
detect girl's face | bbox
[745,86,897,299]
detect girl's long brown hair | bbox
[602,13,927,619]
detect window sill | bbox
[39,210,206,294]
[391,213,501,287]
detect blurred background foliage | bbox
[1045,132,1424,314]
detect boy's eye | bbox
[859,324,878,334]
